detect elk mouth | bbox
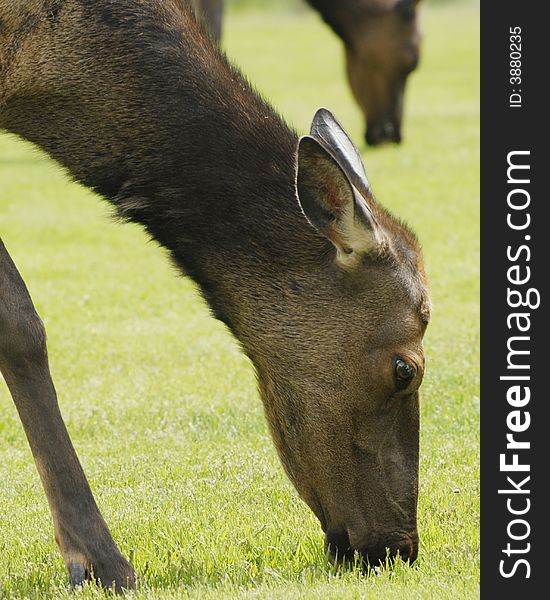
[325,528,354,563]
[325,528,419,567]
[365,121,402,146]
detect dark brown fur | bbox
[0,0,430,590]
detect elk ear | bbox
[309,107,377,202]
[309,108,369,189]
[296,135,384,268]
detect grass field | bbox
[0,1,479,598]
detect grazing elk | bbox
[0,0,430,592]
[194,0,422,146]
[305,0,422,145]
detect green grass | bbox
[0,1,479,598]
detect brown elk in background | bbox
[306,0,422,145]
[0,0,430,592]
[192,0,423,146]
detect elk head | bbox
[241,108,431,566]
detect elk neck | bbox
[0,1,326,332]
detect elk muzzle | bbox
[325,527,419,566]
[365,120,402,146]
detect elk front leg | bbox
[0,239,135,592]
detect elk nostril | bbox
[394,537,418,564]
[383,122,395,139]
[398,543,412,563]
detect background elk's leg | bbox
[191,0,224,41]
[0,238,135,592]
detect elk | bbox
[305,0,422,145]
[192,0,422,146]
[0,0,430,592]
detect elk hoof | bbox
[68,556,136,593]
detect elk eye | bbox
[395,358,416,389]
